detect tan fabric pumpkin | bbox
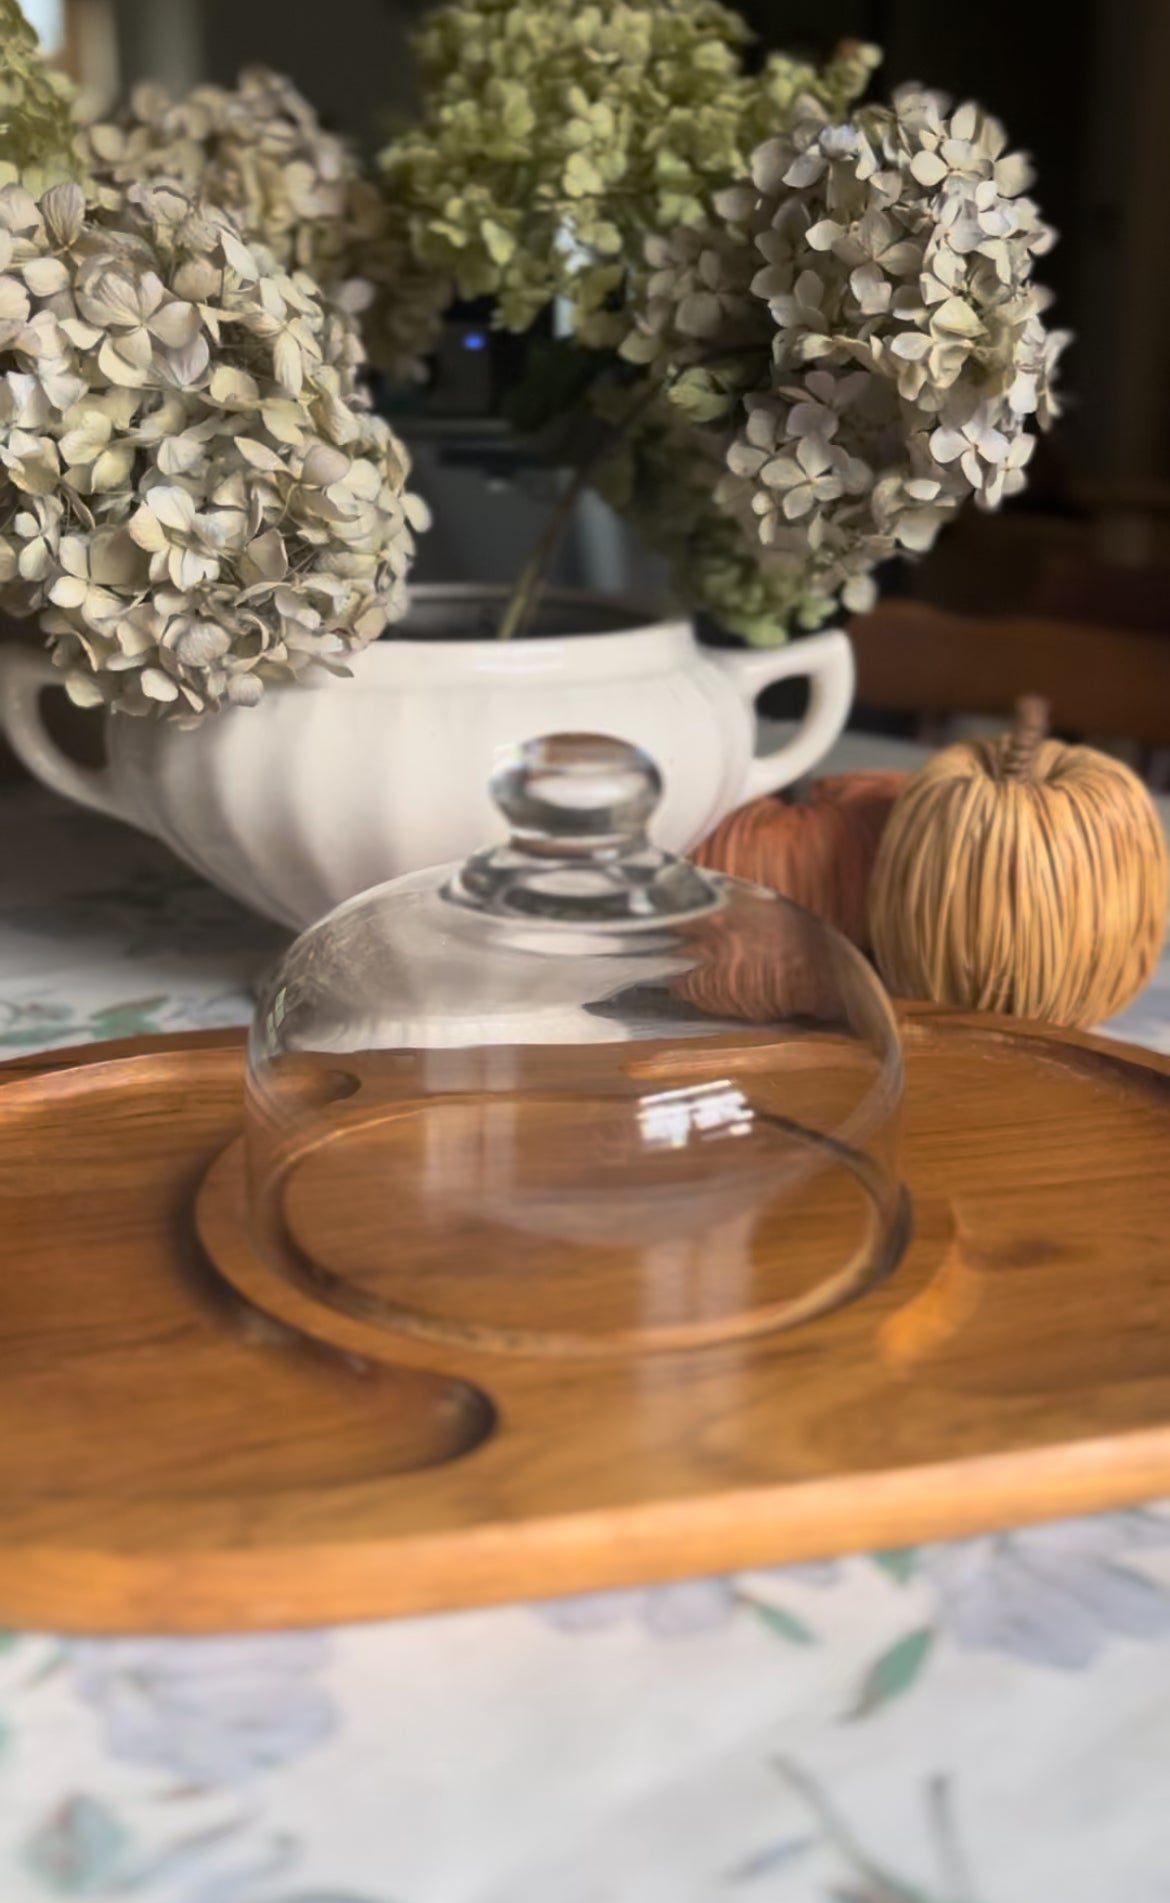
[869,700,1170,1027]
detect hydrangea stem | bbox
[496,350,758,641]
[495,459,598,643]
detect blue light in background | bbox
[462,330,488,352]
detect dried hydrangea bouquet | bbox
[0,177,425,720]
[0,7,427,724]
[615,83,1067,637]
[0,4,447,921]
[374,0,1068,645]
[0,0,1066,705]
[0,0,1068,923]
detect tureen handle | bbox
[715,628,855,803]
[0,645,134,825]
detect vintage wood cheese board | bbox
[2,1005,1170,1632]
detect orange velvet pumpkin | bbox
[691,772,907,949]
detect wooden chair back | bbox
[849,599,1170,749]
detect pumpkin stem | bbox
[1001,695,1050,781]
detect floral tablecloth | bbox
[3,758,1170,1903]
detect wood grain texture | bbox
[3,1010,1170,1631]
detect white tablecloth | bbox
[2,749,1170,1903]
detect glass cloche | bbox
[244,734,907,1356]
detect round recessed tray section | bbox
[203,1060,909,1358]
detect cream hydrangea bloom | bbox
[622,84,1068,637]
[76,67,444,378]
[0,178,426,719]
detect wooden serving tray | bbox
[3,1009,1170,1633]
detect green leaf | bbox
[25,1795,130,1895]
[848,1628,934,1721]
[750,1601,816,1645]
[872,1548,920,1585]
[88,996,168,1039]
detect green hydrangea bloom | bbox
[378,0,878,350]
[0,0,82,190]
[377,2,885,639]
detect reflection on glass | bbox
[637,1082,754,1149]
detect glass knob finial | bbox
[491,734,662,852]
[447,731,720,925]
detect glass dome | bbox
[244,734,907,1357]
